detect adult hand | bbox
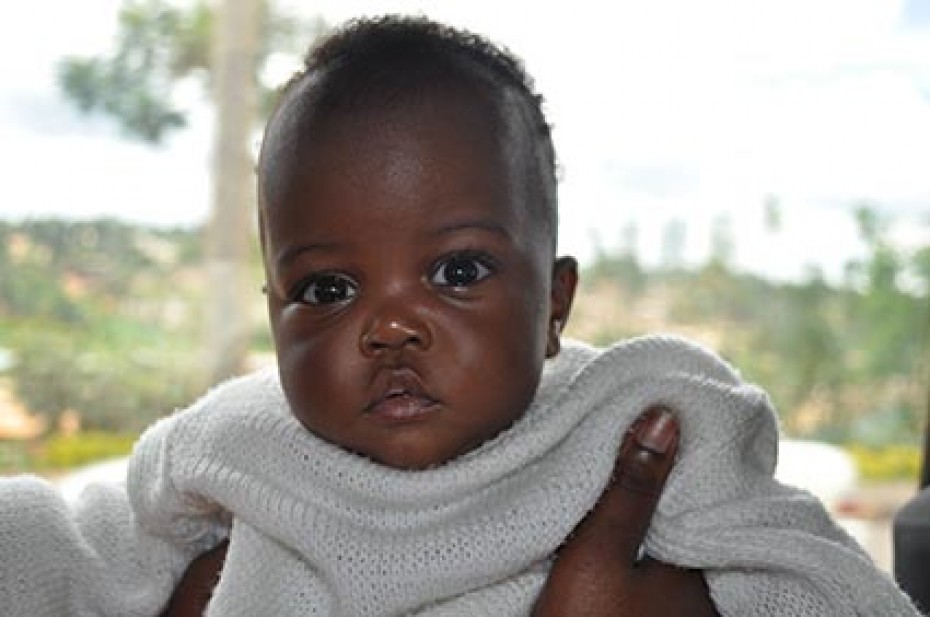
[160,539,228,617]
[532,406,719,616]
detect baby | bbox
[0,15,921,617]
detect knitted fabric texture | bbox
[0,335,920,615]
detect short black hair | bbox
[261,15,559,244]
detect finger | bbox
[160,539,229,617]
[630,557,720,616]
[597,406,680,563]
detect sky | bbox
[1,0,928,282]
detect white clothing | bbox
[0,335,920,615]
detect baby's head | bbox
[257,16,577,470]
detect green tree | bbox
[57,0,326,384]
[659,218,687,272]
[9,324,200,432]
[708,213,735,268]
[846,206,925,377]
[58,0,319,141]
[585,221,647,297]
[1,219,207,433]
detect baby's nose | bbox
[360,314,432,355]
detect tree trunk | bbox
[205,0,261,384]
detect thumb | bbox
[574,406,680,564]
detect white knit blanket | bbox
[0,335,919,616]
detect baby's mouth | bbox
[364,370,440,422]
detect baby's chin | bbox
[362,442,471,472]
[294,420,474,472]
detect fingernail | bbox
[633,407,678,455]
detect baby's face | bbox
[259,88,573,469]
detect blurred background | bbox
[0,0,928,571]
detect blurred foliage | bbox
[33,432,137,470]
[0,218,233,435]
[570,205,929,450]
[847,444,922,482]
[56,0,329,384]
[0,442,30,473]
[0,218,201,320]
[7,324,200,433]
[57,0,326,142]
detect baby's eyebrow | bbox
[273,220,512,269]
[274,242,339,269]
[433,219,512,240]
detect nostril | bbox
[361,318,430,354]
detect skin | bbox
[259,85,573,470]
[161,78,720,615]
[531,406,718,616]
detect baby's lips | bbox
[365,367,437,412]
[365,392,440,422]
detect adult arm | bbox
[532,406,719,616]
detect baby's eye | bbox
[292,273,358,305]
[430,253,494,289]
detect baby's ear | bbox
[546,256,578,357]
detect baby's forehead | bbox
[258,67,556,248]
[259,77,524,196]
[264,68,510,149]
